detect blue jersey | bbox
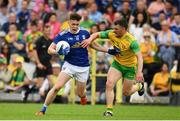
[54,28,90,67]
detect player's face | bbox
[69,20,80,33]
[113,25,124,37]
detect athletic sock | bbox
[106,104,113,112]
[41,104,47,113]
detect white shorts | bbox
[61,61,90,83]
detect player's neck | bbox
[69,28,80,34]
[116,31,127,37]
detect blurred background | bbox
[0,0,180,106]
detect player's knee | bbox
[106,80,114,90]
[52,87,60,94]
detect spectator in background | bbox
[0,42,10,63]
[5,23,26,58]
[151,11,166,31]
[88,3,103,23]
[17,0,30,32]
[0,54,12,90]
[129,13,146,42]
[157,20,179,69]
[80,9,95,30]
[163,1,173,18]
[55,0,68,23]
[2,12,20,34]
[113,12,123,23]
[48,13,61,40]
[140,32,157,64]
[7,56,31,101]
[150,63,170,96]
[0,4,8,28]
[168,6,178,24]
[26,21,42,62]
[170,13,180,38]
[34,1,51,23]
[90,24,99,34]
[129,0,149,30]
[7,0,22,14]
[147,0,165,23]
[98,21,108,31]
[140,32,159,86]
[28,10,38,23]
[119,1,131,22]
[73,0,87,11]
[141,24,156,43]
[103,4,115,25]
[37,19,44,32]
[170,60,180,93]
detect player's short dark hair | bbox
[114,19,128,30]
[69,13,82,21]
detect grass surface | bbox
[0,103,179,120]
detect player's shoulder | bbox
[79,27,90,34]
[125,32,137,42]
[59,29,70,36]
[106,30,114,35]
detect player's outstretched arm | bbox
[90,42,108,53]
[81,32,100,48]
[48,42,57,55]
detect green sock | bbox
[107,108,113,112]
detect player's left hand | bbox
[136,72,144,83]
[81,39,91,48]
[108,47,121,55]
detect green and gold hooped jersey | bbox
[99,30,140,67]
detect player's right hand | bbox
[81,39,91,48]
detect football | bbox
[56,41,70,55]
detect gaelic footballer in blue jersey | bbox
[36,13,97,116]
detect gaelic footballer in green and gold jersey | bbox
[81,19,144,117]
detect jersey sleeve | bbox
[53,33,63,44]
[85,30,90,39]
[130,41,140,53]
[99,30,112,39]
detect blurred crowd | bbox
[0,0,180,103]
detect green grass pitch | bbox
[0,103,179,120]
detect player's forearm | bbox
[137,52,143,73]
[48,43,57,55]
[90,42,108,53]
[48,48,56,55]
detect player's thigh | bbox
[54,72,72,90]
[75,68,89,92]
[106,67,122,88]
